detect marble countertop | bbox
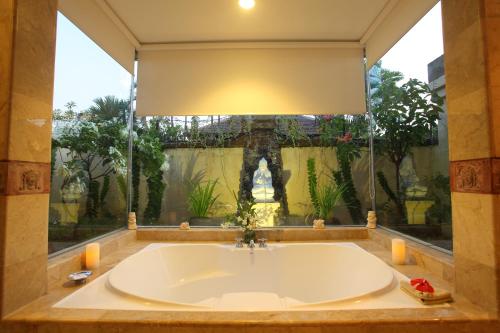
[2,234,499,333]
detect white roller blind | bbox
[365,0,439,68]
[136,46,366,116]
[58,0,136,74]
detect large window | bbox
[49,2,452,253]
[131,115,370,228]
[372,2,452,251]
[49,13,131,254]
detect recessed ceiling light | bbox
[239,0,255,10]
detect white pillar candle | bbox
[85,243,100,270]
[391,238,406,265]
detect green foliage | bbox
[100,175,110,206]
[86,180,100,219]
[307,158,319,217]
[307,158,345,219]
[275,116,310,147]
[333,140,363,223]
[131,145,141,213]
[143,170,166,223]
[376,171,400,204]
[371,67,443,219]
[134,118,169,222]
[88,96,129,124]
[187,180,220,218]
[55,97,129,219]
[318,115,368,146]
[316,183,346,220]
[224,191,257,243]
[426,174,451,224]
[116,174,127,202]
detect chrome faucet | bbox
[248,240,255,248]
[258,238,267,248]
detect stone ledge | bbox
[368,228,454,284]
[136,226,369,242]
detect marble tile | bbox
[2,194,49,266]
[442,0,482,39]
[7,93,53,163]
[0,0,15,161]
[447,88,491,161]
[452,193,496,268]
[4,231,500,332]
[5,0,57,163]
[452,192,498,311]
[1,253,47,315]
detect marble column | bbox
[0,0,57,316]
[442,0,500,313]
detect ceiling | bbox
[58,0,439,74]
[106,0,389,44]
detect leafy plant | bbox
[275,116,310,147]
[316,183,346,220]
[307,158,345,220]
[426,174,451,224]
[188,180,220,217]
[136,124,167,222]
[307,158,319,217]
[332,134,363,223]
[371,66,443,219]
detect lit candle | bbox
[85,243,100,270]
[391,238,406,265]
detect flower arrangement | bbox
[223,192,263,244]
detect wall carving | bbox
[0,161,50,195]
[450,158,500,194]
[0,162,6,194]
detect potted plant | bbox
[187,179,219,225]
[307,158,345,225]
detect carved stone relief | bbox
[450,158,499,194]
[0,161,50,195]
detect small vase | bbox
[243,229,256,244]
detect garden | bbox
[48,62,452,253]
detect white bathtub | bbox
[106,243,395,310]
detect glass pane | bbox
[49,13,130,254]
[132,115,370,228]
[371,3,452,251]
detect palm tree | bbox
[88,96,129,124]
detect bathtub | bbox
[105,243,395,310]
[55,242,432,311]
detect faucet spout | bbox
[248,240,255,248]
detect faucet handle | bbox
[235,238,243,248]
[258,238,267,248]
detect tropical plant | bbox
[275,116,310,147]
[55,114,128,218]
[135,123,168,222]
[317,115,366,223]
[371,67,443,219]
[88,96,129,124]
[332,134,363,223]
[307,158,319,217]
[316,183,346,220]
[307,157,345,220]
[187,180,220,218]
[426,174,451,225]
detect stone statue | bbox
[400,155,428,198]
[251,158,275,203]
